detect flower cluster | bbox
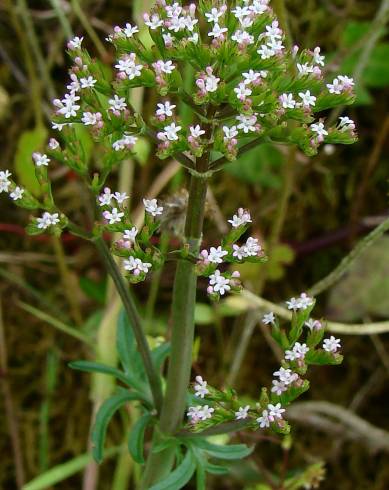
[195,208,266,299]
[186,297,343,434]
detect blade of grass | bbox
[17,300,94,347]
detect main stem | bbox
[94,237,164,413]
[141,157,210,488]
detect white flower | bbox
[67,36,83,50]
[273,367,297,385]
[200,405,214,420]
[208,23,228,39]
[208,246,228,264]
[285,342,309,361]
[244,236,261,256]
[37,212,60,229]
[338,75,354,88]
[257,409,270,428]
[250,0,268,14]
[205,7,225,23]
[190,125,205,138]
[265,20,282,39]
[48,138,59,150]
[109,95,127,112]
[103,208,124,224]
[32,152,50,167]
[143,198,163,216]
[297,63,314,76]
[144,13,163,30]
[327,78,343,94]
[0,170,12,193]
[262,312,276,325]
[298,293,314,309]
[236,114,257,133]
[162,122,182,141]
[305,318,323,330]
[338,116,355,131]
[223,126,238,141]
[231,30,254,45]
[187,405,204,423]
[57,93,80,118]
[156,101,176,118]
[232,6,250,20]
[232,244,246,260]
[156,60,175,74]
[194,375,209,398]
[280,93,296,109]
[67,73,80,92]
[82,112,98,126]
[242,70,261,85]
[98,187,113,206]
[124,256,152,275]
[184,16,198,32]
[286,293,314,310]
[188,32,199,44]
[123,227,138,242]
[310,122,328,138]
[114,192,129,204]
[323,336,341,353]
[204,68,220,92]
[115,54,143,79]
[10,186,24,201]
[267,403,285,421]
[299,90,316,107]
[267,38,284,54]
[313,46,325,66]
[123,23,139,37]
[271,380,287,396]
[257,44,276,59]
[80,76,97,89]
[228,208,252,227]
[209,270,231,295]
[113,134,137,151]
[234,82,252,101]
[162,32,174,46]
[235,405,250,420]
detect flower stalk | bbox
[93,236,163,413]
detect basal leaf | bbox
[116,308,144,378]
[194,440,253,461]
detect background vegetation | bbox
[0,0,388,488]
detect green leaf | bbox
[151,342,171,371]
[128,413,152,464]
[205,462,229,475]
[73,123,94,165]
[194,440,253,461]
[305,350,343,366]
[69,360,133,387]
[14,126,48,196]
[149,450,196,490]
[92,391,141,463]
[116,309,144,379]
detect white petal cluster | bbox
[257,402,285,428]
[323,336,341,353]
[102,208,124,224]
[235,405,250,420]
[286,293,314,311]
[262,312,276,325]
[208,270,231,296]
[285,342,309,361]
[112,134,138,151]
[143,198,163,217]
[327,75,354,94]
[37,212,60,229]
[187,405,214,423]
[115,53,143,80]
[194,376,209,398]
[0,170,12,193]
[228,208,252,228]
[124,256,152,276]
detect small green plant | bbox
[0,0,357,488]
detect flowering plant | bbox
[0,0,356,488]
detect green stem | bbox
[141,164,210,489]
[93,237,163,413]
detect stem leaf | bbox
[92,391,141,463]
[128,413,153,464]
[149,450,196,490]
